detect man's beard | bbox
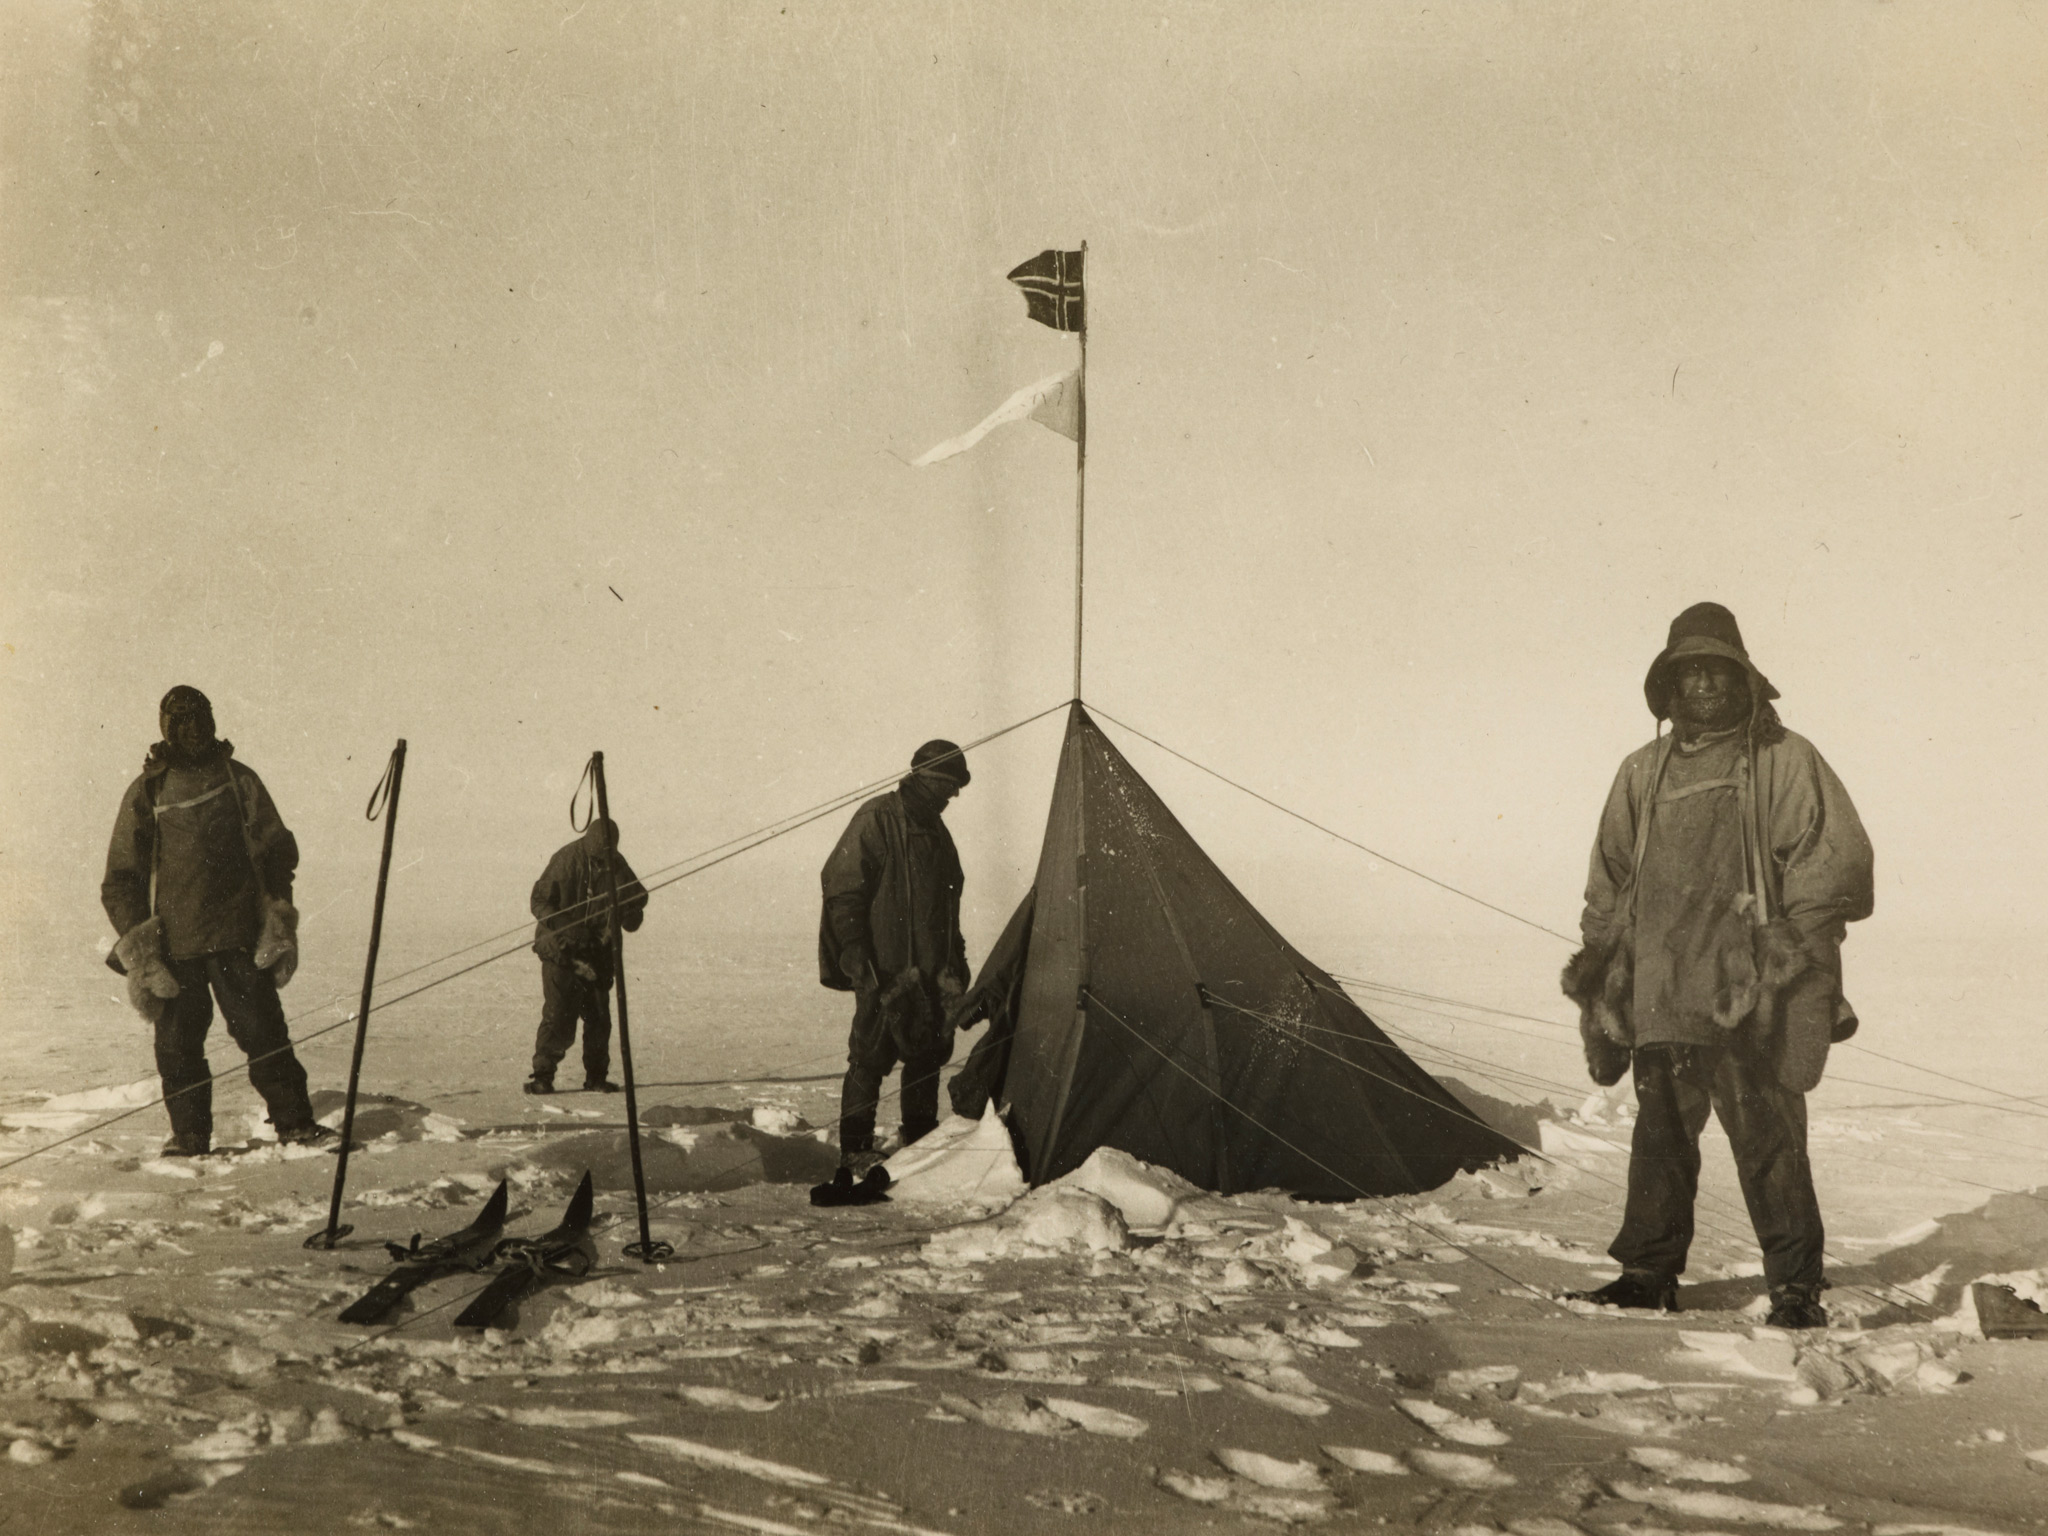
[162,728,222,768]
[1672,689,1750,738]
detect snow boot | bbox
[1765,1282,1828,1330]
[1565,1270,1679,1312]
[809,1165,892,1208]
[162,1076,213,1158]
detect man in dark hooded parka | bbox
[819,739,972,1164]
[101,686,328,1156]
[526,817,648,1094]
[1563,603,1873,1329]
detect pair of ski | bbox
[335,1172,597,1329]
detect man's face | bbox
[166,711,215,757]
[1670,657,1750,733]
[919,772,963,811]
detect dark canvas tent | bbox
[950,704,1524,1200]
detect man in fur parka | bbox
[1562,603,1872,1329]
[525,816,648,1095]
[101,686,330,1157]
[818,738,973,1166]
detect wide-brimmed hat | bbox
[910,738,971,787]
[1643,602,1778,720]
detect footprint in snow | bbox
[1407,1448,1516,1489]
[1322,1445,1407,1476]
[1155,1468,1335,1526]
[1441,1364,1521,1396]
[1026,1489,1106,1513]
[1228,1376,1330,1417]
[1603,1479,1840,1531]
[1398,1398,1511,1446]
[676,1386,779,1412]
[1040,1398,1147,1438]
[1212,1449,1326,1490]
[1627,1445,1749,1483]
[937,1392,1146,1438]
[1201,1332,1298,1363]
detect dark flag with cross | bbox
[1007,248,1085,332]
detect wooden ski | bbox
[453,1173,597,1330]
[335,1180,510,1326]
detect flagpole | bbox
[1073,240,1087,704]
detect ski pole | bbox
[307,739,407,1250]
[589,751,670,1262]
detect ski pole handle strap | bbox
[570,754,598,832]
[365,744,402,821]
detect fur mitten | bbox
[1830,996,1860,1044]
[1752,917,1814,997]
[113,918,180,1023]
[1712,915,1815,1033]
[254,897,299,988]
[1774,965,1837,1093]
[1562,932,1633,1087]
[1709,915,1833,1092]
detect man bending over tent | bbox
[819,739,973,1168]
[1562,603,1872,1329]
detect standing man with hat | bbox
[1562,604,1873,1328]
[819,739,973,1167]
[101,687,331,1156]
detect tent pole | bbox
[305,739,406,1250]
[590,751,671,1264]
[1072,240,1087,703]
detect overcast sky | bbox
[4,3,2043,1032]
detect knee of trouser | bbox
[153,1019,208,1075]
[842,1058,892,1093]
[155,1050,209,1084]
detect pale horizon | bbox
[5,3,2045,1097]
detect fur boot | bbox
[1562,931,1633,1087]
[253,897,299,988]
[113,918,180,1024]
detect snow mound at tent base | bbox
[910,1142,1362,1283]
[1055,1146,1202,1234]
[882,1108,1027,1209]
[1062,1150,1364,1286]
[923,1186,1130,1266]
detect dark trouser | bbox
[839,982,953,1155]
[532,961,613,1083]
[155,951,317,1145]
[1610,1039,1825,1290]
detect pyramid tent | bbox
[950,704,1524,1200]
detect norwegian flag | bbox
[1006,248,1085,332]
